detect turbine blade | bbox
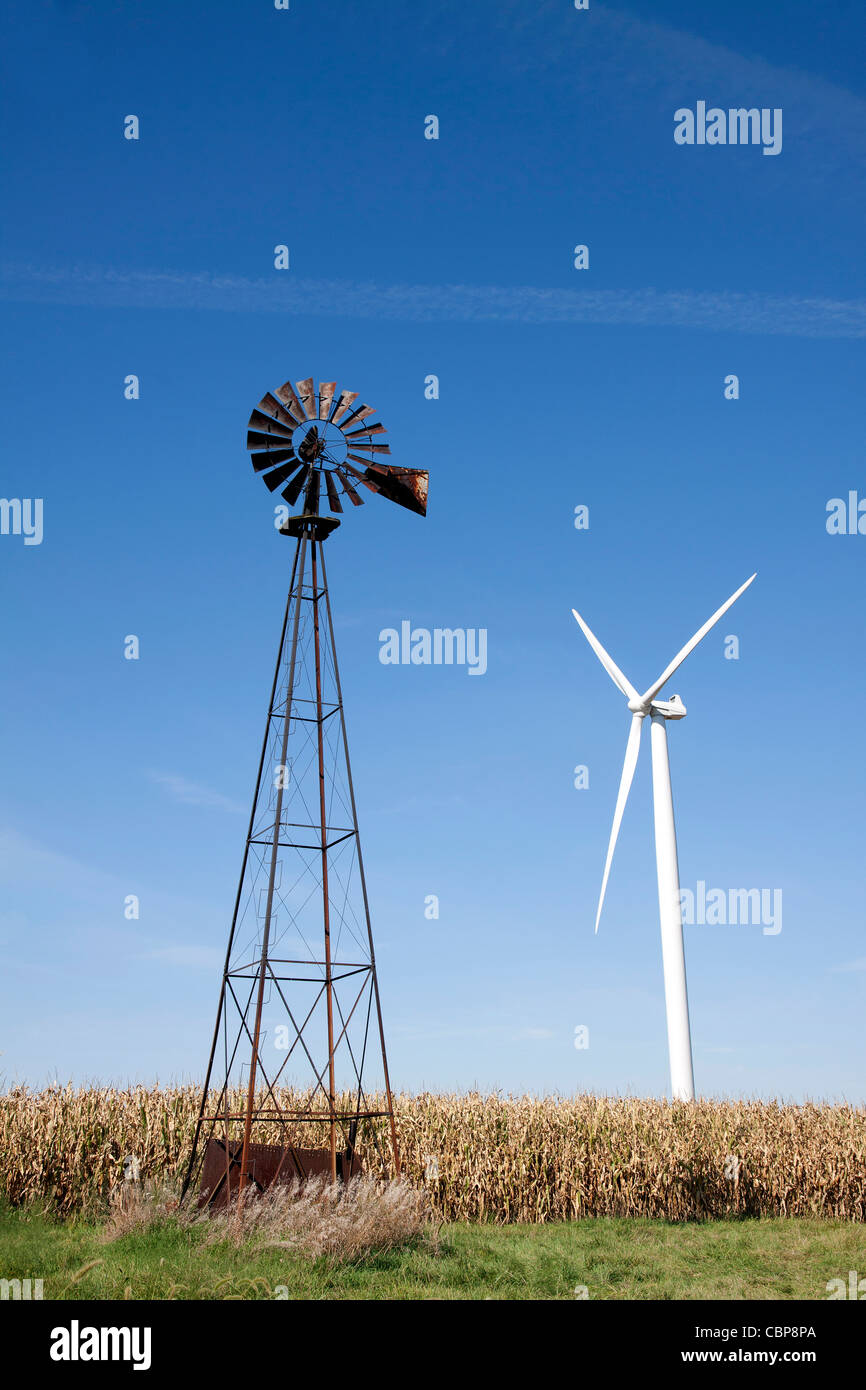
[640,573,757,704]
[571,608,639,702]
[595,713,645,933]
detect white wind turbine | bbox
[572,574,756,1102]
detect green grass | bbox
[2,1204,863,1300]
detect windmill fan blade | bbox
[247,429,297,452]
[275,380,307,421]
[339,404,376,430]
[330,389,358,424]
[347,444,392,457]
[342,460,381,492]
[295,378,316,419]
[324,470,343,513]
[640,573,757,704]
[571,608,640,703]
[365,464,428,517]
[258,392,301,429]
[595,713,645,933]
[335,467,364,506]
[248,409,295,440]
[318,382,336,419]
[282,464,310,506]
[250,447,296,473]
[345,423,386,438]
[262,459,304,492]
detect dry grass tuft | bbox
[95,1170,433,1264]
[207,1176,435,1262]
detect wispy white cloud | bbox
[3,262,866,338]
[829,957,866,974]
[147,770,245,815]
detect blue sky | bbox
[0,0,864,1101]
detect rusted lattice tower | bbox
[182,377,428,1206]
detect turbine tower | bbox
[182,377,428,1206]
[571,574,756,1102]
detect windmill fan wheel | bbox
[245,377,429,525]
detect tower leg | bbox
[649,712,695,1102]
[311,539,338,1182]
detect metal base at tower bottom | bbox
[195,1137,364,1210]
[180,517,400,1207]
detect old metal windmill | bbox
[181,377,428,1207]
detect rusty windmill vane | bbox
[182,378,428,1208]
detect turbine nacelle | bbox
[626,693,685,717]
[650,694,687,720]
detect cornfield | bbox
[1,1085,863,1223]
